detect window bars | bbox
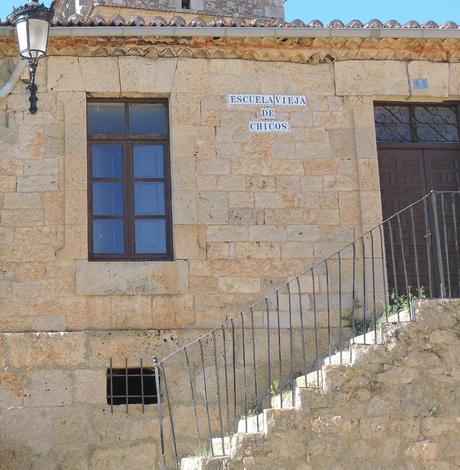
[106,359,159,412]
[113,191,460,470]
[374,104,460,143]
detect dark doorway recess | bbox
[375,103,460,297]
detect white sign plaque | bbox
[227,94,307,107]
[227,94,307,133]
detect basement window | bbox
[107,367,159,407]
[182,0,191,9]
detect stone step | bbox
[322,348,356,366]
[211,436,231,456]
[181,305,418,469]
[270,389,296,409]
[349,328,380,345]
[387,308,412,323]
[237,412,265,433]
[181,456,228,470]
[296,369,323,389]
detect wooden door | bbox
[378,143,460,297]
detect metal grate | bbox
[107,359,159,412]
[375,104,460,143]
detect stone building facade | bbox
[0,1,460,468]
[58,0,285,20]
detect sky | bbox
[0,0,458,23]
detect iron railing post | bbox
[153,356,166,470]
[431,192,446,298]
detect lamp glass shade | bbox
[14,3,51,60]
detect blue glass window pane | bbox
[129,104,167,135]
[134,182,165,216]
[133,145,164,178]
[88,103,125,134]
[92,144,123,178]
[135,220,166,254]
[93,220,124,254]
[93,182,123,215]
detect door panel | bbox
[378,144,460,298]
[423,148,460,191]
[378,147,426,217]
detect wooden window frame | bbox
[87,98,174,262]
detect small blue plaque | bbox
[413,78,429,90]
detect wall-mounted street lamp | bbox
[12,0,52,114]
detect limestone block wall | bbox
[0,329,169,468]
[0,44,459,469]
[1,55,459,334]
[0,325,342,468]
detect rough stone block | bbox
[23,158,58,176]
[2,192,41,209]
[0,372,23,408]
[229,192,254,208]
[16,175,57,192]
[197,192,229,224]
[172,59,210,93]
[74,369,107,405]
[197,159,231,176]
[76,260,188,295]
[119,57,176,93]
[91,444,157,470]
[91,407,159,443]
[79,57,120,92]
[450,63,460,96]
[0,160,23,176]
[6,332,87,368]
[218,277,261,294]
[217,175,247,192]
[67,296,111,331]
[0,408,54,454]
[151,295,195,329]
[0,227,13,245]
[174,224,205,260]
[0,209,44,227]
[234,242,281,259]
[249,225,286,242]
[0,176,16,192]
[24,369,72,407]
[206,226,248,242]
[287,225,319,242]
[87,330,183,367]
[335,61,409,97]
[111,296,152,329]
[173,158,196,191]
[47,57,83,92]
[281,242,314,259]
[196,175,217,191]
[408,61,449,97]
[174,191,197,224]
[255,193,294,209]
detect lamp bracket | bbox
[26,59,39,114]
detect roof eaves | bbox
[0,14,459,30]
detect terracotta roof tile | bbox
[0,14,459,30]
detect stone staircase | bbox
[181,299,460,469]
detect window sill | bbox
[76,260,188,295]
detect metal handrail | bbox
[151,190,460,469]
